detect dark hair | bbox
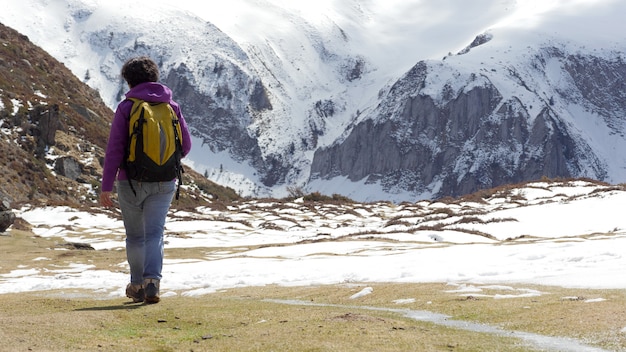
[121,56,159,88]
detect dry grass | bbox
[0,288,545,352]
[0,283,625,352]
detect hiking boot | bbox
[144,278,160,304]
[125,283,144,303]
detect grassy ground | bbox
[0,283,625,352]
[2,229,626,351]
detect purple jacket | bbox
[101,82,192,192]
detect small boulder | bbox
[0,197,15,232]
[54,156,83,181]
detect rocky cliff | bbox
[310,45,619,199]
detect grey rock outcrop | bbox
[54,156,83,181]
[164,63,285,186]
[310,48,616,199]
[29,104,60,158]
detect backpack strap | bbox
[172,116,184,200]
[124,98,145,197]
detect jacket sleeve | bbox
[101,100,133,192]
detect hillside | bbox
[0,22,109,205]
[0,23,238,208]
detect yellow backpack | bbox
[124,98,184,198]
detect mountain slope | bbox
[2,0,625,202]
[310,38,625,200]
[0,22,111,205]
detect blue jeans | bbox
[117,180,175,285]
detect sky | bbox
[3,0,621,106]
[158,0,625,59]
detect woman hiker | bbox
[100,56,192,304]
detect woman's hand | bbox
[100,191,115,207]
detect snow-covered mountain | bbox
[2,0,625,202]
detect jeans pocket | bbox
[159,181,176,194]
